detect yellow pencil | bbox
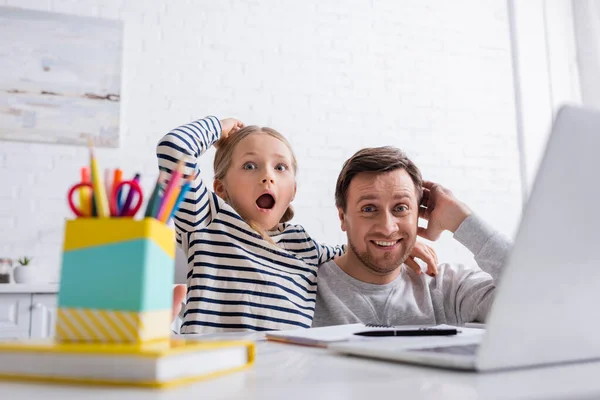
[88,140,109,218]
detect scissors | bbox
[68,180,144,218]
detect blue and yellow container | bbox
[56,218,175,343]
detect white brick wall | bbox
[0,0,521,281]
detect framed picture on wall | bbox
[0,7,123,147]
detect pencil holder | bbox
[56,218,175,343]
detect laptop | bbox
[330,105,600,371]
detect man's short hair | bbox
[335,146,424,211]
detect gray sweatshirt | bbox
[312,214,512,327]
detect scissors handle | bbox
[111,180,144,217]
[68,182,94,218]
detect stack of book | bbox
[0,337,254,389]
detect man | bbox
[312,146,511,327]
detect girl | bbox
[158,116,437,333]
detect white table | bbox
[2,337,600,400]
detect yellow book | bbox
[0,337,254,389]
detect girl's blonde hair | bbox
[214,126,298,241]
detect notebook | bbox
[0,337,254,389]
[266,323,484,348]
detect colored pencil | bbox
[91,194,97,217]
[167,174,194,223]
[150,181,165,219]
[113,169,123,195]
[112,168,123,215]
[156,160,185,222]
[159,186,181,223]
[80,167,91,216]
[104,168,114,216]
[88,140,109,218]
[144,171,165,218]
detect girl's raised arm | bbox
[156,116,223,244]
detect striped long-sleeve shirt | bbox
[157,116,344,333]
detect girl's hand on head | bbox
[219,118,245,141]
[404,240,439,277]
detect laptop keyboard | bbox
[410,343,479,356]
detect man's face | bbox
[339,169,419,276]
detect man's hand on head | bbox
[405,241,439,277]
[417,180,472,241]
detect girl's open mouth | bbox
[256,193,276,210]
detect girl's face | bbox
[215,133,296,230]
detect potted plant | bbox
[13,256,38,284]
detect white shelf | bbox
[0,284,59,294]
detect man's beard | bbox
[348,239,414,275]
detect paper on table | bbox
[265,323,485,349]
[266,323,366,347]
